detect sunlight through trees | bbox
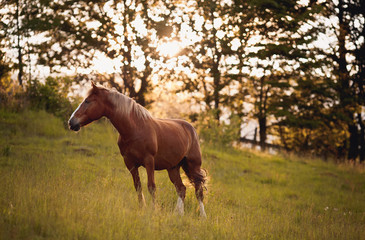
[0,0,364,161]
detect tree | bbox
[319,0,365,161]
[175,0,236,120]
[0,49,12,92]
[1,0,174,107]
[1,0,25,86]
[96,0,175,106]
[31,0,113,72]
[271,73,347,159]
[232,0,322,151]
[0,0,114,85]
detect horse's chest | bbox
[118,137,156,159]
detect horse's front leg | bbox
[126,162,146,207]
[132,167,146,207]
[144,155,156,206]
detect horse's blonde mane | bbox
[107,89,152,120]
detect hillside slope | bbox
[0,109,364,239]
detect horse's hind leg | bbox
[182,155,207,218]
[195,177,207,218]
[167,166,186,215]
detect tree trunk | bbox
[347,123,359,160]
[358,113,365,163]
[211,3,221,121]
[337,0,358,160]
[16,0,23,86]
[212,48,221,121]
[278,125,289,151]
[213,72,220,121]
[253,127,257,149]
[259,116,267,151]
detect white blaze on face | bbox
[69,101,83,122]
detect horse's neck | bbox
[107,110,134,138]
[108,103,149,141]
[101,92,130,137]
[104,92,149,139]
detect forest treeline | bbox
[0,0,364,162]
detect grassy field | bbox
[0,109,364,239]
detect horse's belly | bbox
[154,152,184,170]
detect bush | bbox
[26,77,74,124]
[0,84,27,111]
[1,76,76,127]
[195,110,241,148]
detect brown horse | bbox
[68,82,207,217]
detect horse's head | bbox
[68,82,106,131]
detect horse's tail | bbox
[181,157,207,190]
[180,121,207,194]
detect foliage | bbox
[318,0,365,161]
[174,0,237,120]
[269,75,347,159]
[0,109,364,239]
[232,0,323,151]
[0,50,12,90]
[0,0,364,160]
[1,0,175,106]
[94,0,175,107]
[196,110,241,148]
[25,77,74,123]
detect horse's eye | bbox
[85,99,90,104]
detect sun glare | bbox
[157,40,182,57]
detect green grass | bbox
[0,108,364,239]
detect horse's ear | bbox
[91,81,98,92]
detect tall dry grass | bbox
[1,109,364,239]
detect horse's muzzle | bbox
[68,118,81,131]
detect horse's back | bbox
[151,118,200,169]
[153,118,197,145]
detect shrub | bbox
[0,84,26,111]
[195,110,241,148]
[26,77,74,124]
